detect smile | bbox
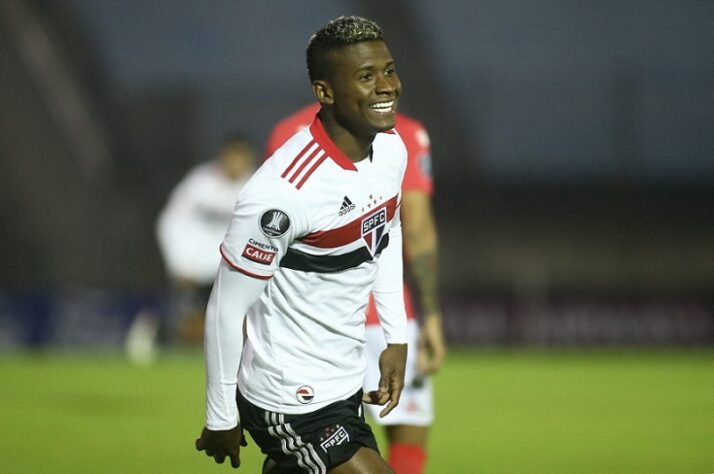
[369,101,395,114]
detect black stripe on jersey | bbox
[280,235,390,273]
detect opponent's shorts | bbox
[237,389,379,473]
[363,319,434,426]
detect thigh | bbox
[386,424,429,448]
[328,446,393,474]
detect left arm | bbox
[366,217,408,417]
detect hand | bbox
[362,343,407,418]
[195,425,247,469]
[417,313,446,375]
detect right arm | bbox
[196,260,267,468]
[203,259,268,431]
[196,171,308,468]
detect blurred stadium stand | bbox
[0,0,712,348]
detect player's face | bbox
[326,41,401,136]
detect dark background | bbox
[1,0,712,346]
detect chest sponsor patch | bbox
[242,243,276,265]
[361,207,387,257]
[260,209,290,237]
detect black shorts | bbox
[237,389,379,473]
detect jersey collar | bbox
[309,115,358,171]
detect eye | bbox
[360,72,373,81]
[385,67,395,76]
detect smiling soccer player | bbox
[196,16,408,473]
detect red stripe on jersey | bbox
[287,146,322,184]
[300,195,399,248]
[220,246,272,280]
[281,140,316,179]
[295,152,329,189]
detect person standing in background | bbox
[266,103,446,474]
[125,134,256,363]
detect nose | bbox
[376,73,398,95]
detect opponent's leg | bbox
[386,425,428,474]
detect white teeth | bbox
[370,101,394,112]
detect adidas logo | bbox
[339,196,356,216]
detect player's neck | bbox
[319,111,375,163]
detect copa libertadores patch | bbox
[260,209,290,237]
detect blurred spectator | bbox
[126,134,256,363]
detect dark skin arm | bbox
[195,425,247,469]
[400,190,446,375]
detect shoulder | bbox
[396,114,430,152]
[171,162,218,195]
[265,103,320,158]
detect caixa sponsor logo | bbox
[361,208,387,257]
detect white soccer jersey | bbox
[156,162,249,284]
[220,116,408,414]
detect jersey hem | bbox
[238,381,364,415]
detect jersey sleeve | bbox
[372,210,407,344]
[220,174,309,280]
[204,260,268,429]
[400,121,434,195]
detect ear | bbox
[312,80,334,106]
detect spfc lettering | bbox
[361,208,387,257]
[242,243,276,265]
[320,426,350,452]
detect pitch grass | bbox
[0,349,712,473]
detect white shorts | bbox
[362,319,433,426]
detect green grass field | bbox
[1,348,712,473]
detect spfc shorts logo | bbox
[320,425,350,452]
[361,208,387,257]
[296,385,314,404]
[260,209,290,237]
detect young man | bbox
[267,104,445,474]
[196,17,408,473]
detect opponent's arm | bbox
[196,259,269,468]
[367,218,408,417]
[401,190,446,375]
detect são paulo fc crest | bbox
[361,208,387,257]
[296,385,314,404]
[260,209,290,237]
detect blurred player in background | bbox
[266,103,446,474]
[196,16,409,473]
[125,134,256,363]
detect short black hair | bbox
[306,16,384,82]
